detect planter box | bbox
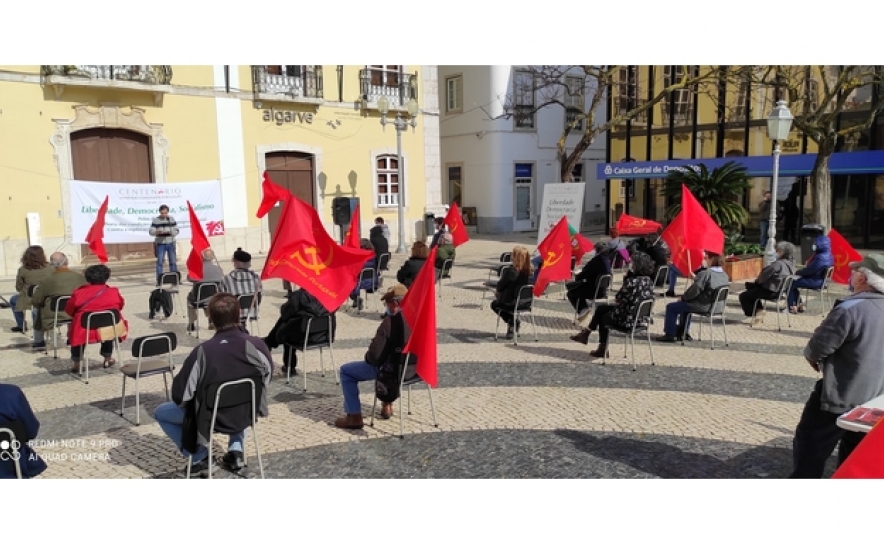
[723,255,763,281]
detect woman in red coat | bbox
[65,264,128,373]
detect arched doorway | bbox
[71,128,156,263]
[265,151,315,235]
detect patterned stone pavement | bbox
[0,233,843,478]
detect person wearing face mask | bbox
[791,254,884,478]
[334,284,411,429]
[656,251,729,343]
[787,234,834,313]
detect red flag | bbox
[571,233,594,263]
[832,419,884,479]
[828,228,862,285]
[186,200,211,281]
[261,194,374,312]
[344,204,361,249]
[533,216,572,296]
[615,213,662,236]
[85,196,109,263]
[443,202,470,247]
[401,247,438,387]
[256,171,290,219]
[661,185,724,274]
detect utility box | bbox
[800,223,826,261]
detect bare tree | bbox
[497,65,721,182]
[730,66,884,229]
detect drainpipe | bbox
[337,65,343,103]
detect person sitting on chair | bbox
[220,247,262,321]
[396,241,429,288]
[429,217,447,249]
[370,218,390,270]
[570,252,656,357]
[491,246,532,340]
[334,285,411,430]
[0,383,47,479]
[656,252,729,343]
[788,234,833,313]
[65,264,129,374]
[8,246,53,348]
[262,287,332,376]
[434,232,456,280]
[31,252,87,350]
[186,248,224,332]
[349,239,378,311]
[567,241,614,320]
[739,241,796,323]
[155,293,273,477]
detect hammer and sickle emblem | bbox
[835,253,849,267]
[629,219,646,228]
[292,240,334,276]
[449,221,458,233]
[543,247,564,268]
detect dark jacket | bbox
[0,383,47,479]
[397,257,427,288]
[610,276,655,329]
[754,258,796,293]
[797,235,834,289]
[369,225,389,269]
[277,289,334,346]
[495,266,531,309]
[571,254,612,300]
[681,266,730,314]
[365,311,412,366]
[174,327,273,454]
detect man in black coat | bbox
[262,287,334,374]
[369,218,390,270]
[567,242,614,317]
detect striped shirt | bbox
[149,215,179,245]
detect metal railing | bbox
[41,65,172,85]
[252,66,323,99]
[377,193,399,207]
[359,68,418,106]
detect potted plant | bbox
[722,233,764,281]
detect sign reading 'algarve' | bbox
[262,108,315,126]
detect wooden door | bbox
[266,152,315,237]
[71,128,156,263]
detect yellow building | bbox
[0,65,442,275]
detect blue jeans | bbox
[667,266,684,293]
[9,295,44,343]
[154,402,244,463]
[788,278,819,308]
[663,300,692,337]
[531,256,542,283]
[339,361,379,414]
[155,243,178,278]
[760,220,770,247]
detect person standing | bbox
[150,204,180,282]
[790,254,884,478]
[370,218,390,271]
[759,191,772,247]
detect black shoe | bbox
[220,451,245,472]
[656,335,677,343]
[505,325,514,340]
[663,291,676,297]
[683,333,694,342]
[188,458,211,479]
[11,326,23,333]
[187,323,195,332]
[282,365,297,376]
[357,298,364,311]
[32,342,46,350]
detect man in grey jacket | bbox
[657,252,729,342]
[791,254,884,478]
[150,204,180,281]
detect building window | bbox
[448,165,462,205]
[804,77,819,109]
[616,67,644,122]
[376,154,402,208]
[565,76,584,131]
[570,163,583,182]
[514,70,535,129]
[662,66,692,124]
[370,65,401,88]
[446,75,462,114]
[514,163,533,222]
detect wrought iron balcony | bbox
[41,65,173,105]
[359,68,418,108]
[252,65,323,104]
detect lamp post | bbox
[763,99,794,267]
[378,95,419,254]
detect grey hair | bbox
[50,253,68,267]
[775,241,795,261]
[442,232,454,245]
[858,267,884,294]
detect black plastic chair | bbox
[752,275,794,331]
[604,298,655,371]
[121,332,177,425]
[285,314,337,392]
[494,284,537,345]
[186,376,265,479]
[352,268,376,314]
[369,353,438,439]
[377,253,391,276]
[188,283,219,338]
[158,272,183,318]
[78,309,124,384]
[49,295,72,359]
[482,263,513,308]
[683,286,730,349]
[236,293,260,335]
[0,420,26,479]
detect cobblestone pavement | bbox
[0,233,844,478]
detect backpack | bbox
[375,313,406,403]
[149,288,173,319]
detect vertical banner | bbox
[69,181,225,243]
[536,182,586,246]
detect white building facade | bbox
[437,65,607,234]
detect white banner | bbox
[536,182,586,245]
[70,180,225,244]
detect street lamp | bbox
[763,99,794,267]
[378,95,419,254]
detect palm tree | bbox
[663,161,752,234]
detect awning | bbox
[596,150,884,180]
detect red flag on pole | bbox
[344,204,361,249]
[661,185,724,273]
[832,419,884,479]
[186,200,211,281]
[828,228,862,285]
[443,202,470,247]
[261,194,374,312]
[615,213,663,236]
[401,246,438,387]
[533,216,572,296]
[256,171,290,219]
[85,196,109,264]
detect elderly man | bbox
[791,254,884,478]
[334,284,411,429]
[435,232,456,279]
[154,293,273,477]
[221,247,262,320]
[30,252,86,350]
[186,248,224,332]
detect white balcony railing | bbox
[377,193,399,207]
[252,66,323,100]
